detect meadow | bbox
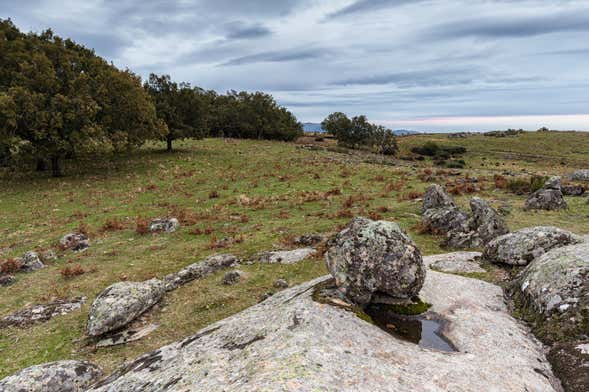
[2,131,589,377]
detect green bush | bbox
[507,175,548,195]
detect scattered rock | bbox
[0,360,102,392]
[87,271,559,391]
[40,249,58,262]
[293,233,325,246]
[484,226,583,266]
[510,242,589,341]
[547,340,589,392]
[163,254,238,291]
[149,218,179,233]
[571,169,589,181]
[19,251,45,272]
[0,297,86,329]
[273,279,289,289]
[524,177,567,210]
[426,251,485,274]
[422,206,469,234]
[561,184,585,196]
[60,233,90,252]
[325,217,425,305]
[222,270,244,285]
[445,197,508,249]
[0,274,15,286]
[96,324,159,348]
[87,279,165,336]
[422,184,456,213]
[257,248,316,264]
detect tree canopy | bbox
[321,112,397,155]
[0,19,165,175]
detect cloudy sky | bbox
[3,0,589,131]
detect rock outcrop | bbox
[524,176,567,210]
[484,226,583,265]
[325,217,425,305]
[571,169,589,181]
[18,251,45,272]
[163,254,238,291]
[257,248,316,264]
[87,279,165,336]
[422,184,456,212]
[561,184,585,196]
[444,197,508,249]
[0,297,86,329]
[149,218,179,233]
[222,270,243,285]
[87,257,559,391]
[548,340,589,392]
[422,206,469,234]
[0,360,102,392]
[426,251,485,274]
[511,241,589,317]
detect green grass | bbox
[1,133,589,377]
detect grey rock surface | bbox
[422,184,456,213]
[96,324,159,348]
[544,176,562,190]
[0,274,15,286]
[427,251,485,273]
[257,248,316,264]
[222,270,243,285]
[561,184,585,196]
[59,233,90,252]
[88,258,559,391]
[163,254,238,291]
[525,187,567,211]
[484,226,583,266]
[293,233,325,246]
[0,360,102,392]
[0,297,86,329]
[422,206,469,234]
[87,279,165,336]
[325,217,424,305]
[571,169,589,181]
[273,278,289,289]
[149,218,179,233]
[19,251,45,272]
[512,241,589,315]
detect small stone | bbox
[0,360,102,392]
[163,254,238,291]
[293,234,325,246]
[149,218,180,233]
[19,251,45,272]
[60,233,90,252]
[325,217,425,305]
[561,184,585,196]
[257,248,316,264]
[273,279,289,289]
[40,249,58,262]
[0,274,15,286]
[223,270,243,285]
[571,169,589,181]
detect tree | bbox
[0,19,164,176]
[144,74,208,152]
[321,112,351,141]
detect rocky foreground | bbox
[84,253,559,392]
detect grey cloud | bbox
[224,22,272,39]
[221,48,330,66]
[431,9,589,39]
[325,0,425,19]
[333,68,478,88]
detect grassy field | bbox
[2,131,589,377]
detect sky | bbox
[2,0,589,132]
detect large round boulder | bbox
[325,217,425,305]
[484,226,583,266]
[0,360,102,392]
[422,184,456,213]
[87,279,165,336]
[524,177,567,211]
[469,197,508,244]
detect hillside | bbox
[2,132,589,379]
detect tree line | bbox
[0,19,302,175]
[321,112,398,155]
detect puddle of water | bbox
[365,304,458,352]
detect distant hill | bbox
[303,123,420,136]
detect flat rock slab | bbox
[96,324,159,348]
[257,248,316,264]
[89,256,558,392]
[163,254,239,291]
[0,297,86,329]
[426,251,485,274]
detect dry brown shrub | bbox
[209,190,220,199]
[494,175,507,189]
[372,175,386,182]
[135,217,150,235]
[60,264,86,278]
[0,258,21,273]
[368,211,383,220]
[397,191,424,201]
[384,181,405,193]
[100,218,126,232]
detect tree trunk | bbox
[36,158,48,172]
[51,156,62,177]
[167,137,173,152]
